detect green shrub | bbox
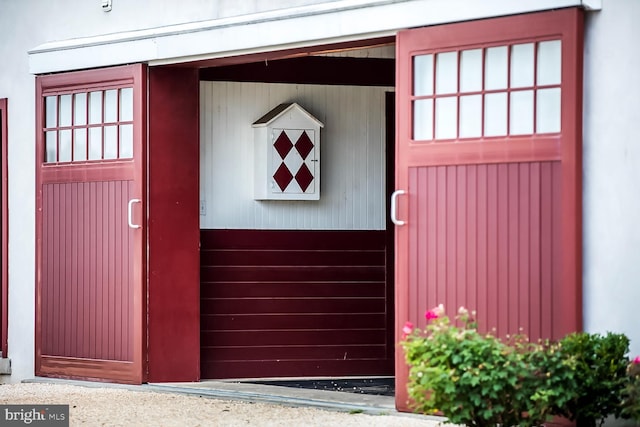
[401,306,577,427]
[554,332,630,427]
[621,357,640,421]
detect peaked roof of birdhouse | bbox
[252,102,324,128]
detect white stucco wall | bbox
[583,0,640,358]
[1,0,634,385]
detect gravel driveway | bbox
[0,383,450,426]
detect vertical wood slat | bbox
[408,161,562,341]
[41,180,134,361]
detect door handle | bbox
[391,190,406,226]
[128,198,141,229]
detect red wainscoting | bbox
[200,229,394,379]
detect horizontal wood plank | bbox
[201,282,385,299]
[203,329,386,347]
[201,313,385,331]
[201,230,386,250]
[201,265,384,282]
[201,345,387,361]
[201,249,385,266]
[200,229,392,379]
[201,297,385,315]
[201,359,392,379]
[199,56,395,87]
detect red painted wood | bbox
[1,98,8,356]
[200,229,393,379]
[407,162,561,337]
[201,360,392,380]
[201,282,385,299]
[146,66,200,382]
[395,9,583,412]
[200,56,395,87]
[41,181,134,361]
[201,313,385,330]
[201,345,387,361]
[202,229,386,250]
[201,250,384,266]
[35,64,146,384]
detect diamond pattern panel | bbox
[271,129,316,194]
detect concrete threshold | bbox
[24,377,443,422]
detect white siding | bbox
[583,0,640,359]
[200,81,391,230]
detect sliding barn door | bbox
[35,65,147,383]
[394,9,583,410]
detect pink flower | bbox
[425,310,439,320]
[425,304,445,321]
[402,321,414,337]
[633,356,640,364]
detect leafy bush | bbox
[554,332,630,427]
[401,306,577,427]
[621,356,640,421]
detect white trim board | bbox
[28,0,595,74]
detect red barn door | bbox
[394,9,583,410]
[35,65,147,383]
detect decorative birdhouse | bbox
[252,103,324,200]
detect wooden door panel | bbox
[35,65,146,384]
[395,9,583,411]
[406,162,561,340]
[41,180,133,361]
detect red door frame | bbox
[395,8,583,410]
[35,65,147,383]
[1,98,8,357]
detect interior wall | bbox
[199,81,392,230]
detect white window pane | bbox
[413,99,433,140]
[120,88,134,122]
[537,40,562,86]
[510,90,534,135]
[45,96,57,128]
[485,46,508,90]
[413,54,434,96]
[435,97,457,140]
[459,95,482,138]
[59,94,72,127]
[511,43,534,88]
[460,49,482,93]
[58,130,72,162]
[104,89,118,123]
[104,125,118,159]
[436,51,458,94]
[119,125,133,159]
[45,131,57,162]
[89,91,103,124]
[74,128,87,161]
[88,127,102,160]
[484,93,507,137]
[74,93,87,126]
[536,88,561,133]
